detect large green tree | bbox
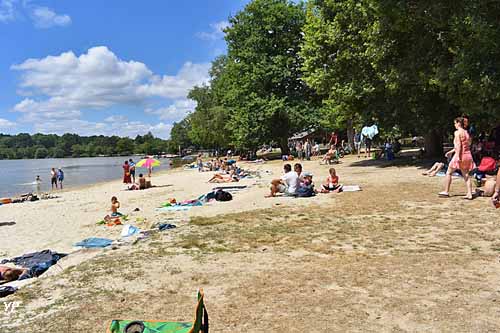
[222,0,320,153]
[301,0,500,156]
[187,56,231,151]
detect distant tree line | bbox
[169,0,500,157]
[0,132,171,159]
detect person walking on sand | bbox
[354,129,362,158]
[50,168,58,190]
[439,117,475,199]
[57,168,64,189]
[123,160,132,184]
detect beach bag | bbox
[0,286,17,298]
[296,185,315,197]
[214,190,232,202]
[478,157,496,172]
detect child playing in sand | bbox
[110,196,122,216]
[321,168,342,193]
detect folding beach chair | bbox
[107,289,209,333]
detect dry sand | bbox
[1,155,500,332]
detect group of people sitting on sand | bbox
[267,163,342,197]
[127,173,152,190]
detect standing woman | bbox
[439,117,475,199]
[123,160,131,184]
[50,168,58,190]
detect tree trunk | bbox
[346,118,354,148]
[424,129,443,158]
[280,137,290,156]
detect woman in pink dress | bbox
[123,160,132,184]
[439,117,475,199]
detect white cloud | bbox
[0,1,71,28]
[104,115,128,123]
[11,46,209,117]
[34,119,172,139]
[196,21,229,41]
[0,0,15,22]
[0,118,16,128]
[145,99,196,122]
[10,46,209,137]
[31,6,71,28]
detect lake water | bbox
[0,156,172,198]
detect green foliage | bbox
[301,0,500,142]
[220,0,321,152]
[169,117,193,152]
[0,132,170,159]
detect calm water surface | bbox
[0,157,171,198]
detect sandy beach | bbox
[2,155,500,332]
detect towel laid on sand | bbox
[156,206,191,212]
[74,238,113,248]
[342,185,362,192]
[1,250,66,279]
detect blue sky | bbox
[0,0,248,138]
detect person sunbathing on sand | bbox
[321,168,342,193]
[0,266,27,282]
[422,162,446,177]
[208,170,239,183]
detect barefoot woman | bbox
[439,117,475,199]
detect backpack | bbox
[214,190,232,202]
[296,185,315,198]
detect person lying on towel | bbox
[208,170,240,183]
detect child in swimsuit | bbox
[321,168,342,193]
[110,196,122,217]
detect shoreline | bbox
[1,158,179,200]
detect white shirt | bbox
[281,171,298,194]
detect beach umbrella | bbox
[136,158,161,168]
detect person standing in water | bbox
[35,175,42,194]
[129,159,136,183]
[50,168,58,190]
[123,160,132,184]
[57,168,64,189]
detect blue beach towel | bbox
[0,250,66,279]
[74,237,113,248]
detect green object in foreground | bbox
[108,320,193,333]
[107,289,208,333]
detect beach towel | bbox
[436,171,462,177]
[0,286,17,298]
[74,238,113,248]
[212,185,247,191]
[156,206,191,212]
[0,250,66,279]
[362,125,379,140]
[121,225,140,238]
[342,185,362,192]
[107,289,208,333]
